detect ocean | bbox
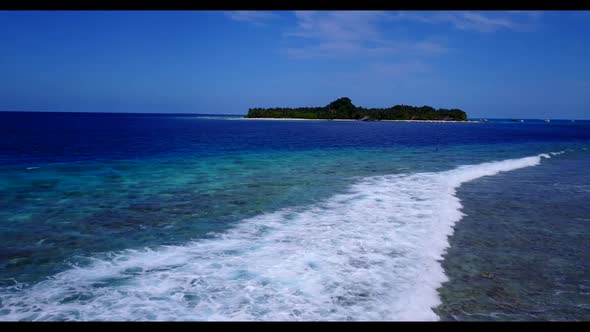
[0,112,589,321]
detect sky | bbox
[1,10,589,119]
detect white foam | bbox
[0,153,552,321]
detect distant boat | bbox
[520,119,524,123]
[544,119,551,123]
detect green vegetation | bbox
[245,97,468,121]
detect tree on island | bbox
[245,97,467,121]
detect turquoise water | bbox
[0,113,589,320]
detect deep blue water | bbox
[2,112,590,167]
[0,112,589,321]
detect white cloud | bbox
[226,11,541,61]
[287,11,386,42]
[224,10,544,85]
[389,11,542,33]
[284,11,447,59]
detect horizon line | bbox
[1,110,589,121]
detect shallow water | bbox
[436,150,590,321]
[0,113,589,320]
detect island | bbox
[245,97,468,121]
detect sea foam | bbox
[0,153,555,321]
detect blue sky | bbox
[1,10,589,119]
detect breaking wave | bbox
[0,153,559,321]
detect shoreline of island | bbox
[244,97,471,122]
[234,117,482,123]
